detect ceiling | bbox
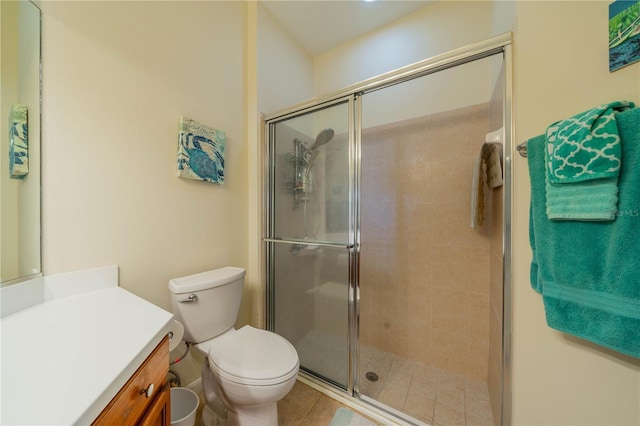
[260,0,435,56]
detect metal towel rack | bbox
[516,142,527,157]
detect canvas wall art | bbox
[609,0,640,71]
[177,117,225,184]
[9,104,28,179]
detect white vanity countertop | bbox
[1,285,173,425]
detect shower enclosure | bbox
[265,35,513,426]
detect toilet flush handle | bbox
[178,294,198,303]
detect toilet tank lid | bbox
[169,267,245,294]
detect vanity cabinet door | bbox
[139,382,170,426]
[93,336,169,425]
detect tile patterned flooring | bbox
[194,380,375,426]
[278,381,375,426]
[293,330,495,425]
[357,346,495,426]
[194,344,495,425]
[196,370,493,426]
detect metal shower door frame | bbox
[264,32,514,425]
[264,95,358,392]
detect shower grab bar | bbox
[263,237,354,249]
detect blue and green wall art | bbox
[9,104,28,179]
[609,0,640,71]
[177,117,225,184]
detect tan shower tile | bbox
[433,401,466,426]
[431,201,474,247]
[468,247,490,295]
[378,381,409,410]
[487,367,502,424]
[489,253,503,311]
[411,362,439,385]
[436,385,465,411]
[465,379,490,401]
[431,245,470,289]
[361,150,397,205]
[399,142,433,204]
[395,315,431,362]
[431,331,469,377]
[408,374,437,401]
[361,201,399,243]
[466,393,495,425]
[397,202,434,243]
[466,412,495,426]
[359,370,383,399]
[365,350,394,387]
[431,162,471,205]
[469,226,491,249]
[437,370,466,392]
[432,304,469,336]
[469,334,490,382]
[397,275,430,314]
[431,126,471,162]
[404,388,436,424]
[489,310,503,372]
[469,292,490,338]
[359,344,377,365]
[431,286,470,315]
[386,363,413,389]
[397,240,432,289]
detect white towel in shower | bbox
[471,143,503,229]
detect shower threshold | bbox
[296,372,428,426]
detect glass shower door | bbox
[266,99,353,388]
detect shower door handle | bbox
[263,238,353,250]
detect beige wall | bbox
[313,1,493,97]
[41,0,248,316]
[257,3,313,115]
[511,1,640,425]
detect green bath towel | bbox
[528,107,640,358]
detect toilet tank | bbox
[168,267,245,343]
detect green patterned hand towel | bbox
[528,107,640,358]
[544,101,634,220]
[546,100,634,183]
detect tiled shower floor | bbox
[295,330,495,425]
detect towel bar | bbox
[516,142,527,157]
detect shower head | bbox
[309,128,335,151]
[303,128,335,179]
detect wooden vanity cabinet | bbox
[93,336,170,425]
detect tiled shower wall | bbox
[359,103,497,383]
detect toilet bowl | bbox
[169,267,299,426]
[195,326,299,425]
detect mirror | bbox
[0,0,41,284]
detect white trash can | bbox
[170,387,199,426]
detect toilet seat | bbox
[207,326,299,386]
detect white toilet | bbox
[169,267,299,426]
